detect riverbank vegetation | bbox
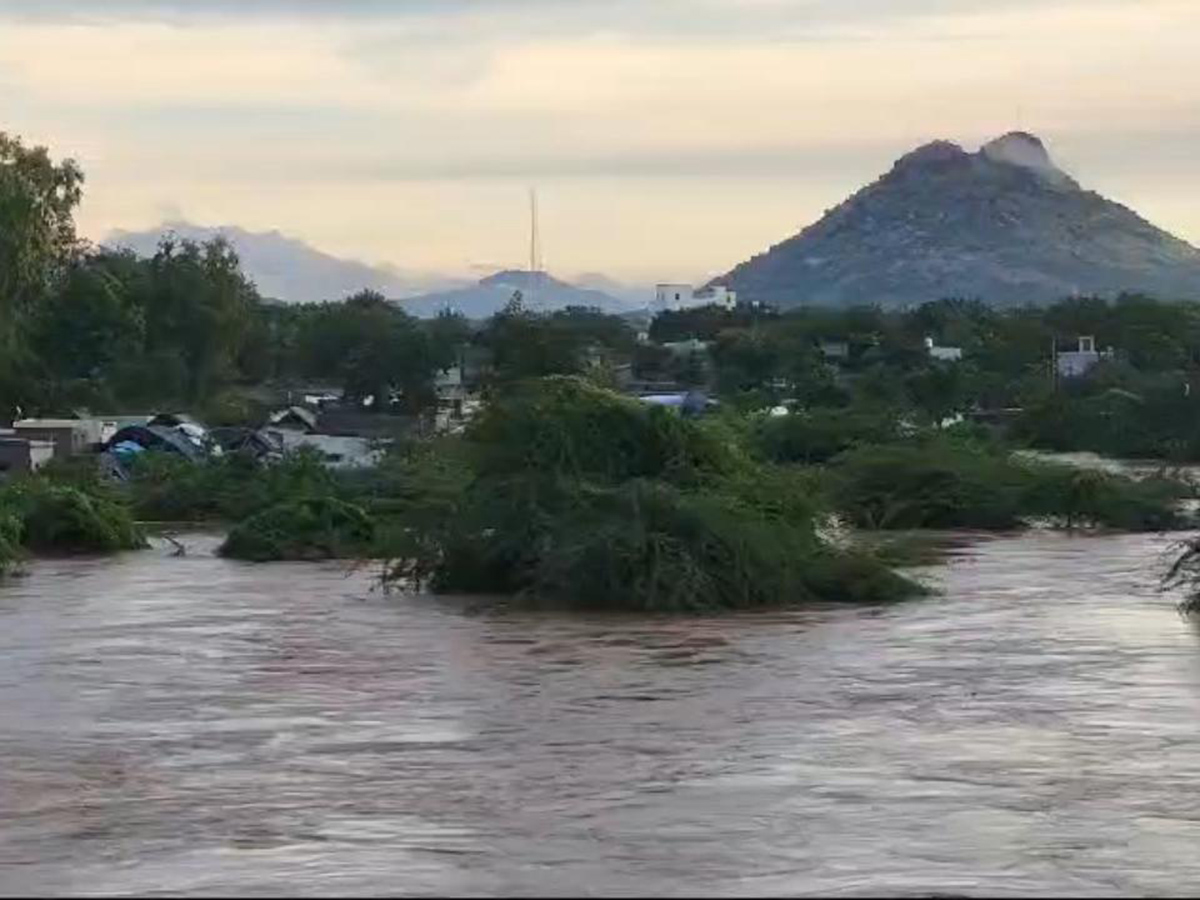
[378,376,921,611]
[4,128,1199,609]
[219,497,374,562]
[0,475,144,562]
[827,438,1187,532]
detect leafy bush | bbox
[219,497,375,562]
[1022,467,1185,531]
[754,408,900,464]
[829,439,1186,532]
[379,377,922,612]
[128,449,335,522]
[401,476,920,613]
[0,511,22,576]
[1,482,144,554]
[1013,383,1200,462]
[829,441,1027,530]
[467,376,743,485]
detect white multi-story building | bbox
[653,283,737,312]
[654,283,694,312]
[1056,335,1112,378]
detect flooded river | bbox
[3,531,1200,896]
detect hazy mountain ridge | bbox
[715,132,1200,308]
[399,269,637,319]
[104,221,465,303]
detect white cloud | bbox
[0,0,1197,279]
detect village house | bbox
[11,417,103,460]
[0,432,54,478]
[1055,335,1113,378]
[924,336,964,362]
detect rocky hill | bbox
[715,132,1200,308]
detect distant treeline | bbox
[649,295,1200,459]
[7,128,1200,459]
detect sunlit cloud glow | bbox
[1,0,1197,282]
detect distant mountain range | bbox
[714,131,1200,308]
[104,221,464,303]
[398,270,637,319]
[103,221,651,314]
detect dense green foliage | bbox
[127,450,335,522]
[469,376,740,484]
[4,127,1196,612]
[827,438,1186,532]
[380,376,923,612]
[0,133,478,421]
[220,497,374,562]
[754,408,900,464]
[0,510,21,575]
[0,477,144,556]
[682,295,1200,461]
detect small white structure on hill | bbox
[653,283,737,313]
[924,336,963,362]
[1055,335,1112,378]
[694,285,737,309]
[654,283,694,312]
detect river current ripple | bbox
[3,531,1200,896]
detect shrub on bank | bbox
[753,408,900,465]
[219,496,375,562]
[468,375,744,485]
[0,511,22,576]
[400,474,921,612]
[0,481,144,554]
[828,441,1027,530]
[380,377,923,611]
[828,439,1186,532]
[1023,467,1185,531]
[128,449,335,522]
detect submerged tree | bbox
[1164,538,1200,615]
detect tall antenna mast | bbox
[530,187,541,274]
[528,187,541,311]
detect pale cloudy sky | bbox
[1,0,1197,283]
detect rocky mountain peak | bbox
[714,132,1200,309]
[892,139,970,172]
[980,131,1075,187]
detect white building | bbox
[693,285,738,309]
[653,283,737,313]
[654,283,694,313]
[1056,335,1112,378]
[924,336,963,362]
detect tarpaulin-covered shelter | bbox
[105,424,204,461]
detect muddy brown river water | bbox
[3,531,1200,896]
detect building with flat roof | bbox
[1056,335,1113,378]
[0,434,54,478]
[12,418,102,460]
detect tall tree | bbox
[299,290,436,412]
[0,132,84,415]
[0,132,83,318]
